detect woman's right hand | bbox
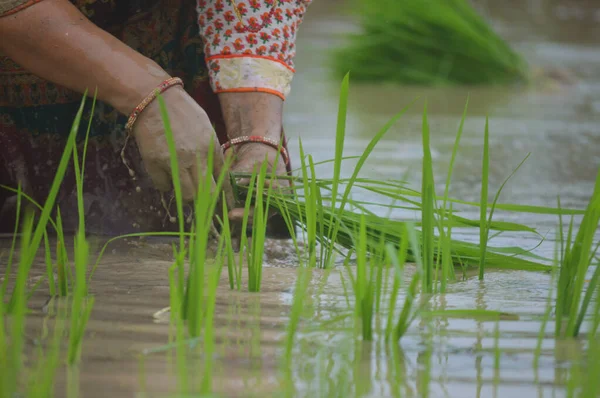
[132,85,235,209]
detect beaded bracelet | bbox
[221,135,290,169]
[120,77,184,181]
[124,77,184,135]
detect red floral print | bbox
[196,0,313,99]
[233,38,245,51]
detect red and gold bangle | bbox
[124,77,184,134]
[221,135,290,169]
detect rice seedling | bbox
[0,182,21,300]
[434,96,469,293]
[167,261,190,395]
[66,94,97,364]
[385,223,422,341]
[3,97,84,315]
[421,103,435,293]
[1,210,35,398]
[297,143,321,269]
[54,209,70,297]
[533,243,559,370]
[479,117,490,280]
[347,215,377,340]
[322,73,350,269]
[43,231,57,297]
[158,94,188,305]
[246,160,271,292]
[27,301,68,398]
[555,169,600,338]
[478,117,532,281]
[0,95,89,398]
[332,0,529,86]
[66,228,94,365]
[284,265,312,366]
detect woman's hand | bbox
[133,85,235,206]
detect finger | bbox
[210,139,236,212]
[228,206,254,224]
[145,162,172,193]
[179,168,196,203]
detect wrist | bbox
[124,78,187,139]
[109,66,172,116]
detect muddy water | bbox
[5,1,600,397]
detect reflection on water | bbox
[8,237,593,398]
[3,0,600,397]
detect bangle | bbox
[221,135,290,169]
[124,77,184,135]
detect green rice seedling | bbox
[247,160,270,292]
[1,210,35,397]
[384,226,410,340]
[533,241,559,370]
[346,214,377,340]
[555,169,600,337]
[0,96,86,397]
[435,98,469,292]
[344,218,423,342]
[168,261,190,395]
[157,95,188,304]
[199,259,222,394]
[0,282,5,396]
[322,73,349,268]
[55,209,70,297]
[421,102,435,293]
[0,182,21,300]
[65,93,98,365]
[4,94,85,313]
[43,231,57,297]
[17,197,71,299]
[388,223,422,341]
[333,0,529,85]
[66,230,95,365]
[185,139,231,330]
[219,195,238,290]
[235,171,257,290]
[284,265,312,367]
[478,117,531,281]
[479,117,490,280]
[67,365,80,398]
[264,178,552,277]
[27,302,68,398]
[297,143,323,269]
[283,80,417,269]
[581,334,600,398]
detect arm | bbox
[0,0,169,115]
[0,0,234,207]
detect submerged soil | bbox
[3,0,600,397]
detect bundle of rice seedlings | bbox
[333,0,529,85]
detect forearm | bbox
[0,0,170,115]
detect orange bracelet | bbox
[124,77,184,134]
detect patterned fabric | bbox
[0,0,304,235]
[198,0,311,99]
